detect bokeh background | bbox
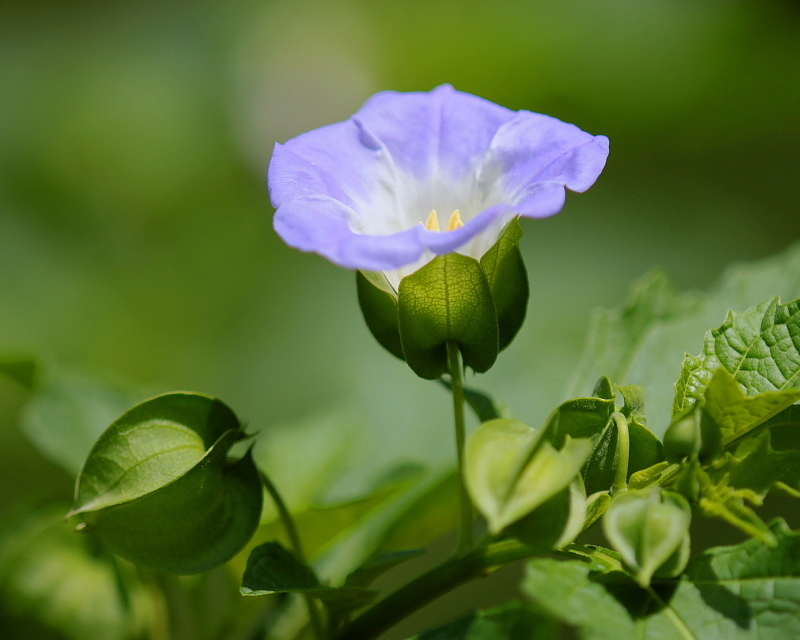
[1,0,800,636]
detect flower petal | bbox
[354,84,516,182]
[487,111,609,216]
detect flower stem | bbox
[335,539,540,640]
[259,471,325,640]
[611,412,630,494]
[446,341,474,554]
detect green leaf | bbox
[602,518,800,640]
[702,368,800,445]
[584,491,612,530]
[523,558,636,640]
[70,393,263,574]
[465,419,591,534]
[356,270,405,361]
[603,489,691,586]
[508,480,587,552]
[726,430,800,498]
[407,601,560,640]
[569,241,800,434]
[398,253,498,379]
[20,368,140,477]
[240,541,375,607]
[480,218,529,352]
[675,297,800,417]
[0,505,152,640]
[438,379,505,422]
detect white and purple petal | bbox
[269,85,609,284]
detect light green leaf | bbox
[0,505,153,640]
[20,368,140,477]
[398,253,498,379]
[675,297,800,417]
[603,489,691,586]
[523,558,636,640]
[465,419,591,534]
[508,480,586,552]
[407,601,559,640]
[702,368,800,445]
[584,491,611,530]
[480,218,528,352]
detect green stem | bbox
[446,341,474,554]
[611,412,630,494]
[260,471,325,640]
[336,539,539,640]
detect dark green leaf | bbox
[407,601,560,640]
[480,218,528,352]
[438,379,505,422]
[523,558,636,640]
[593,376,616,401]
[240,541,374,608]
[357,270,405,361]
[71,393,263,574]
[398,253,498,379]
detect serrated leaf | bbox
[603,489,691,587]
[702,368,800,445]
[406,601,559,640]
[480,218,528,352]
[398,253,498,379]
[601,518,800,639]
[675,297,800,418]
[523,558,636,640]
[465,419,591,534]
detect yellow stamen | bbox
[448,209,464,231]
[425,209,441,231]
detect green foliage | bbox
[603,489,691,587]
[398,253,499,379]
[406,601,559,640]
[0,505,153,640]
[479,219,529,352]
[356,270,405,361]
[70,393,263,574]
[464,418,591,535]
[675,297,800,417]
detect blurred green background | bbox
[1,0,799,634]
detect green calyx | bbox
[356,219,529,380]
[69,392,263,574]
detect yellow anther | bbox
[448,209,464,231]
[425,209,441,231]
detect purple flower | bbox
[270,85,608,289]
